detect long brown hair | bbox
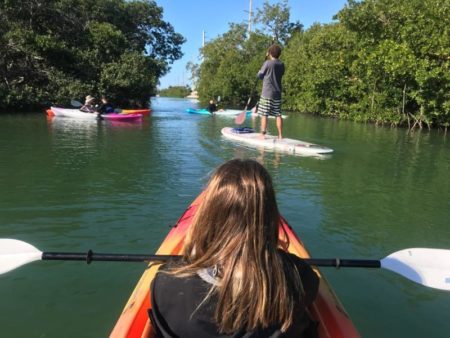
[174,159,303,333]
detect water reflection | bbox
[47,116,101,145]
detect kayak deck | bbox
[121,109,152,116]
[49,107,97,119]
[47,107,146,119]
[110,192,359,338]
[103,113,143,121]
[221,127,333,156]
[185,108,212,115]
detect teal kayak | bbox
[185,108,212,115]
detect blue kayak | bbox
[185,108,212,115]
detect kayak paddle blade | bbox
[381,248,450,291]
[0,239,42,275]
[71,100,82,108]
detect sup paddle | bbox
[235,78,259,125]
[1,239,449,291]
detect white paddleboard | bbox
[221,127,333,156]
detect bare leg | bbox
[276,116,283,139]
[260,115,268,137]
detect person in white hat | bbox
[80,95,97,113]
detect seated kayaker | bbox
[79,95,97,113]
[149,159,319,338]
[97,95,115,114]
[207,99,217,114]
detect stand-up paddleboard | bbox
[221,127,333,156]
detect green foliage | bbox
[158,86,191,98]
[254,0,302,45]
[186,61,200,89]
[335,0,450,127]
[0,0,185,111]
[99,52,157,107]
[87,22,129,65]
[283,24,358,117]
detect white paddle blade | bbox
[0,239,42,274]
[381,248,450,291]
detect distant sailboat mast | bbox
[248,0,253,34]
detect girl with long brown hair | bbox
[150,159,319,337]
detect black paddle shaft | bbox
[42,252,381,268]
[307,258,381,268]
[42,251,174,264]
[244,78,260,111]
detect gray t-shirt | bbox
[258,59,285,100]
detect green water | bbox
[0,97,449,337]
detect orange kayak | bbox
[110,193,360,338]
[121,109,152,116]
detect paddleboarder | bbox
[97,95,115,114]
[256,44,285,139]
[207,99,218,114]
[79,95,97,113]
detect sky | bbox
[155,0,348,89]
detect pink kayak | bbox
[103,113,143,121]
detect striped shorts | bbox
[257,96,282,117]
